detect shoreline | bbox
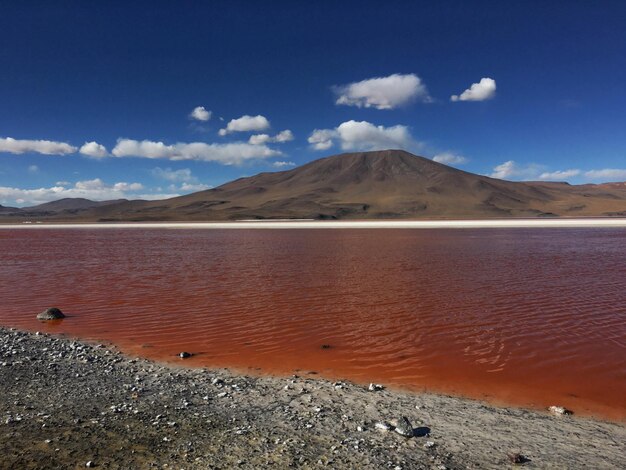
[1,327,624,469]
[1,217,626,229]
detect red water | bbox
[1,228,625,420]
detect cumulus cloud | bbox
[334,73,431,109]
[79,141,108,158]
[584,168,626,181]
[190,106,212,121]
[432,152,468,166]
[272,161,296,168]
[0,178,149,206]
[451,77,497,102]
[218,115,270,135]
[248,130,294,145]
[111,139,280,165]
[0,137,77,155]
[538,169,581,181]
[308,120,419,152]
[307,129,336,151]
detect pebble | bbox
[368,383,385,392]
[375,422,391,431]
[548,405,573,416]
[179,352,192,359]
[394,417,414,437]
[85,461,95,468]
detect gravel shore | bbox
[1,327,624,469]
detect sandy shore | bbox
[1,218,626,229]
[0,328,624,469]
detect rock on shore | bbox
[0,327,624,469]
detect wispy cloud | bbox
[249,130,294,145]
[433,152,468,166]
[584,168,626,181]
[451,77,496,102]
[489,160,543,180]
[0,137,77,155]
[334,73,432,109]
[0,178,149,206]
[151,167,196,183]
[308,120,421,152]
[538,169,581,181]
[272,161,296,168]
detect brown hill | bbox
[4,150,626,221]
[24,197,128,213]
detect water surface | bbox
[1,228,624,420]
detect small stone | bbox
[394,417,414,437]
[37,307,65,321]
[375,421,391,431]
[179,352,192,359]
[548,405,572,415]
[424,441,436,448]
[507,452,527,464]
[368,383,385,391]
[86,461,95,468]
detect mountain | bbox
[23,198,128,213]
[0,204,22,214]
[3,150,626,221]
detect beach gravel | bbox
[0,327,624,469]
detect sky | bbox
[1,0,625,206]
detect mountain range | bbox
[2,150,626,221]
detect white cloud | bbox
[272,161,296,168]
[111,139,280,165]
[308,120,419,152]
[218,115,270,135]
[151,167,196,183]
[79,141,108,158]
[584,168,626,181]
[433,152,468,166]
[180,182,211,192]
[308,129,336,150]
[538,169,581,181]
[0,178,150,206]
[489,160,543,180]
[334,73,431,109]
[451,77,497,102]
[28,165,39,173]
[190,106,212,121]
[0,137,77,155]
[248,130,294,145]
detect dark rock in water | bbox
[394,417,414,437]
[179,352,192,358]
[321,344,331,349]
[37,307,65,320]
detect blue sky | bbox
[1,1,625,206]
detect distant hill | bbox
[2,150,626,221]
[0,204,22,214]
[23,198,128,213]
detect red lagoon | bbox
[1,228,625,420]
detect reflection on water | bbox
[1,228,625,420]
